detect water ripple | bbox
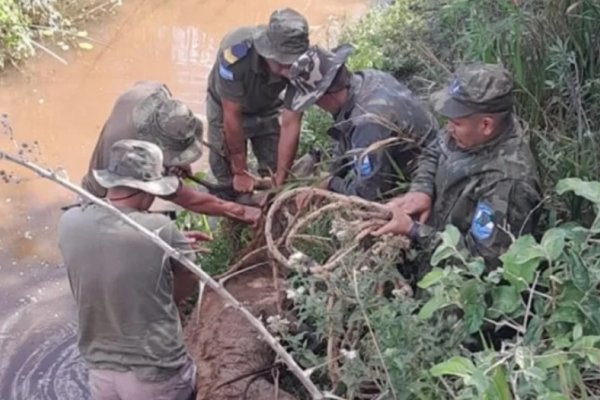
[0,315,90,400]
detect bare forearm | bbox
[275,111,302,184]
[171,185,244,219]
[223,105,247,174]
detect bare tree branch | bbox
[0,148,326,400]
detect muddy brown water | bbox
[0,0,365,398]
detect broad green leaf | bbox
[540,228,566,261]
[460,280,484,304]
[556,178,600,204]
[572,335,600,350]
[573,324,583,340]
[491,285,520,314]
[552,335,572,349]
[500,235,544,290]
[547,305,582,325]
[418,293,450,319]
[581,348,600,365]
[571,336,600,364]
[486,367,512,400]
[430,225,461,266]
[441,224,461,246]
[558,282,585,304]
[500,235,545,264]
[464,303,485,334]
[431,245,455,266]
[467,259,486,277]
[580,296,600,331]
[525,366,547,381]
[524,315,544,345]
[466,369,490,394]
[569,251,590,291]
[572,336,600,364]
[417,267,445,288]
[430,356,476,379]
[534,352,569,369]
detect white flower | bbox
[341,348,357,360]
[288,252,321,273]
[285,286,307,300]
[392,285,413,299]
[266,315,290,334]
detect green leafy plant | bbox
[417,178,600,399]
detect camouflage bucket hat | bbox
[431,63,514,118]
[93,140,179,196]
[253,8,309,65]
[288,44,353,112]
[133,92,203,167]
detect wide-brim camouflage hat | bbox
[133,91,203,167]
[431,63,514,119]
[253,8,309,65]
[93,139,179,196]
[288,44,353,112]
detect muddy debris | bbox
[184,262,297,400]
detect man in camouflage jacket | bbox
[284,45,438,201]
[373,63,541,268]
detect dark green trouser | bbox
[206,96,280,186]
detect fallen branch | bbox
[0,149,326,400]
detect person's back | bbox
[82,81,168,197]
[58,205,190,381]
[335,69,437,185]
[60,139,197,399]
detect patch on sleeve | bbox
[471,202,495,241]
[355,155,373,177]
[219,63,234,80]
[222,42,249,65]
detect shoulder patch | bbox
[471,202,495,241]
[355,155,373,177]
[221,42,250,66]
[219,63,234,80]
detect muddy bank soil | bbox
[184,262,297,400]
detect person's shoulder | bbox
[129,210,173,227]
[218,27,255,67]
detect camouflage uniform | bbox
[83,81,203,197]
[206,8,308,184]
[287,45,438,201]
[409,63,540,267]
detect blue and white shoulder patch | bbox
[218,42,250,81]
[471,202,495,241]
[219,63,234,80]
[355,155,373,177]
[221,42,250,66]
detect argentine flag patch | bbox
[355,155,373,177]
[471,202,495,241]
